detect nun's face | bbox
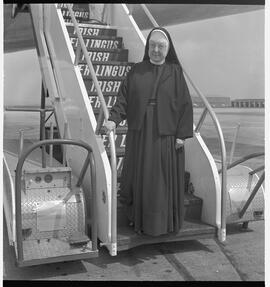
[148,31,169,64]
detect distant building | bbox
[231,99,264,108]
[191,96,231,108]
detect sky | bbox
[145,9,265,100]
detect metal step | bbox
[91,99,120,113]
[184,193,203,221]
[116,220,215,252]
[79,62,134,80]
[62,13,109,26]
[60,7,90,23]
[99,132,126,151]
[59,4,89,11]
[77,49,129,62]
[117,192,203,228]
[89,60,134,66]
[19,238,98,267]
[64,18,108,25]
[117,192,208,250]
[66,24,117,37]
[86,81,122,95]
[70,36,123,50]
[88,86,125,94]
[99,126,128,135]
[65,22,118,30]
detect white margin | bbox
[0,0,4,285]
[265,1,269,286]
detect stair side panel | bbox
[185,130,221,228]
[31,4,113,246]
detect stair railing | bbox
[219,152,264,173]
[4,104,55,168]
[124,4,227,242]
[66,4,117,253]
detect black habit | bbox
[109,59,193,236]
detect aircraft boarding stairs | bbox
[60,4,264,248]
[60,5,218,249]
[3,3,265,266]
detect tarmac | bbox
[3,219,264,282]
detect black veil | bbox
[143,27,181,66]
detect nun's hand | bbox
[175,138,185,150]
[104,120,116,135]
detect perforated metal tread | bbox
[66,23,117,37]
[23,237,92,259]
[19,238,98,266]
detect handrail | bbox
[66,4,117,254]
[66,4,109,129]
[249,165,264,175]
[140,4,159,27]
[180,65,227,243]
[219,152,264,173]
[195,107,208,133]
[5,106,54,112]
[15,139,97,262]
[5,105,56,168]
[136,4,227,242]
[122,4,146,46]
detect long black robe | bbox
[109,60,193,236]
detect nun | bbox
[104,27,193,236]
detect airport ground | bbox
[3,219,264,281]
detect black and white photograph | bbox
[1,1,268,283]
